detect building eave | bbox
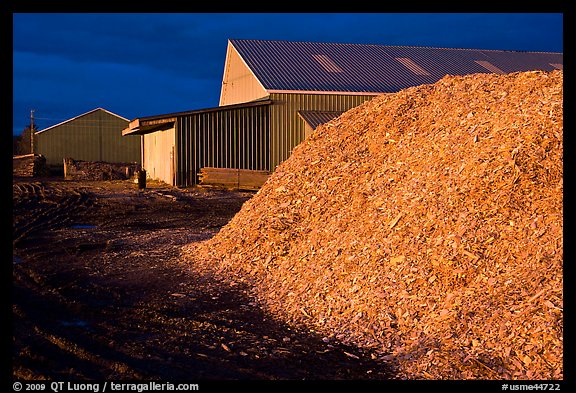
[267,89,385,96]
[122,99,273,136]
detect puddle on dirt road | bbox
[60,319,93,331]
[13,255,23,264]
[70,224,97,229]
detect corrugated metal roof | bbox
[474,60,506,74]
[137,98,272,123]
[229,39,563,94]
[123,98,273,136]
[297,110,344,130]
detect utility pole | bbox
[30,109,35,154]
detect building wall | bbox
[175,103,270,187]
[268,92,375,170]
[219,44,268,106]
[142,126,176,185]
[100,118,141,164]
[35,109,140,167]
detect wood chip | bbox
[389,213,403,229]
[343,351,360,359]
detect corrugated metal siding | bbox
[230,39,563,93]
[100,112,141,164]
[269,93,374,170]
[176,104,270,187]
[35,109,138,167]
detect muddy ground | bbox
[12,177,396,382]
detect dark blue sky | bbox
[12,13,563,136]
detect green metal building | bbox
[35,108,140,170]
[123,39,563,188]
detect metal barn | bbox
[35,108,140,170]
[123,39,563,188]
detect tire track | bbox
[13,181,94,248]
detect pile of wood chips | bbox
[181,70,563,380]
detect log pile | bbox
[63,158,140,181]
[13,154,48,177]
[181,70,563,380]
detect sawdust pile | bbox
[182,70,563,380]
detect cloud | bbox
[13,13,227,79]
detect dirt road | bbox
[12,178,395,381]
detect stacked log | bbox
[63,158,140,181]
[199,167,271,190]
[13,154,48,177]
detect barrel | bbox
[137,169,146,189]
